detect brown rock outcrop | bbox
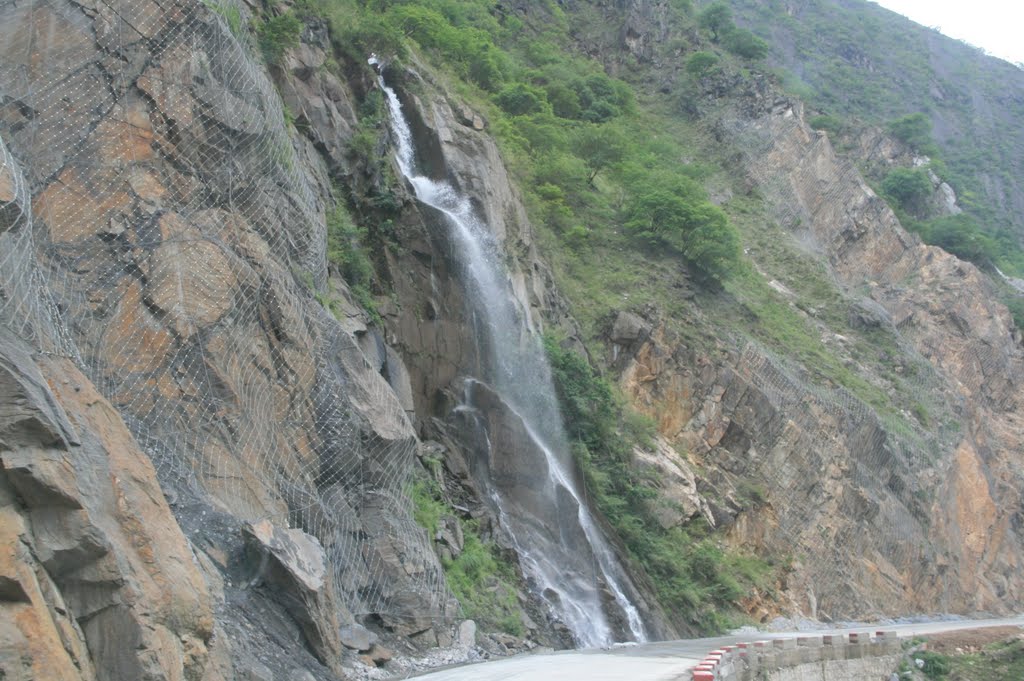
[0,0,456,676]
[604,93,1024,618]
[730,96,1024,612]
[0,330,217,681]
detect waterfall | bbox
[374,63,647,647]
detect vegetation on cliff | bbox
[725,0,1024,278]
[311,0,743,287]
[544,336,776,632]
[304,0,777,632]
[278,0,1022,636]
[411,479,524,635]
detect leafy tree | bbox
[723,28,768,60]
[495,82,550,116]
[681,207,741,283]
[384,4,507,90]
[532,152,590,206]
[333,13,406,61]
[545,82,583,119]
[887,113,937,155]
[686,51,720,78]
[698,2,734,42]
[572,73,631,123]
[623,186,696,244]
[922,214,995,267]
[467,42,508,91]
[389,4,449,44]
[621,169,741,282]
[881,167,932,214]
[512,113,569,152]
[574,124,627,185]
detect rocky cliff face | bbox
[568,0,1024,621]
[726,95,1023,612]
[0,0,463,677]
[0,0,656,676]
[0,330,219,681]
[601,89,1024,619]
[3,0,1024,676]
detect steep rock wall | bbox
[727,95,1024,612]
[567,0,1024,620]
[362,63,674,643]
[604,91,1024,619]
[0,330,221,681]
[0,0,663,674]
[0,1,463,678]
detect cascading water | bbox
[373,61,647,647]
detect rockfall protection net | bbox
[735,339,961,612]
[717,104,973,614]
[0,0,451,622]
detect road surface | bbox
[403,615,1024,680]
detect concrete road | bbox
[403,615,1024,681]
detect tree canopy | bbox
[698,3,734,43]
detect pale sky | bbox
[872,0,1024,65]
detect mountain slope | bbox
[728,0,1024,272]
[2,0,1024,677]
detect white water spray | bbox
[374,62,646,646]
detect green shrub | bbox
[326,202,378,319]
[914,650,952,679]
[495,82,551,116]
[686,51,720,77]
[680,205,741,284]
[545,82,583,118]
[808,114,845,137]
[386,4,508,90]
[345,14,407,60]
[410,480,523,635]
[206,0,245,38]
[887,113,938,155]
[881,167,933,214]
[258,11,302,63]
[920,214,995,268]
[723,28,768,60]
[572,73,632,123]
[1004,294,1024,332]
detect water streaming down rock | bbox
[374,64,647,647]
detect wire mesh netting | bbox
[706,103,997,614]
[0,0,452,621]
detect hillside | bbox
[1,0,1023,678]
[728,0,1024,275]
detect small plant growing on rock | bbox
[206,1,246,38]
[258,11,302,64]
